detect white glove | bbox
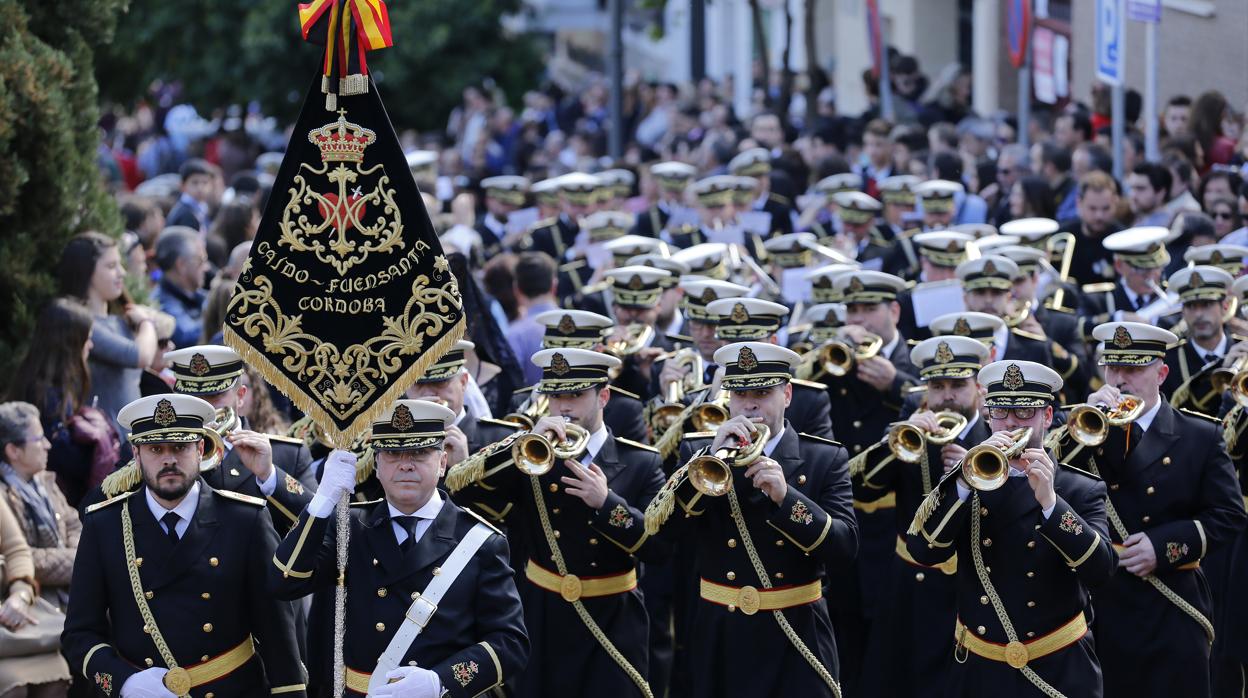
[309,449,358,517]
[120,668,176,698]
[371,665,442,698]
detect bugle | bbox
[796,333,883,380]
[960,427,1032,491]
[651,348,705,432]
[512,422,591,476]
[887,411,970,463]
[1067,395,1145,447]
[200,407,236,471]
[605,323,655,357]
[690,390,729,432]
[687,424,770,497]
[1043,232,1076,310]
[503,393,549,430]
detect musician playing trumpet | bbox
[851,335,992,697]
[905,360,1113,697]
[644,341,856,698]
[445,347,668,698]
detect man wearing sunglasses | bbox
[906,360,1113,697]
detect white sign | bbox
[1126,0,1161,23]
[1095,0,1125,85]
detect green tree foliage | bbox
[0,0,125,380]
[96,0,544,132]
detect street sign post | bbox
[1095,0,1125,85]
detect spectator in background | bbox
[205,198,258,269]
[1063,171,1124,284]
[1008,175,1057,221]
[0,497,71,698]
[930,151,987,224]
[1161,95,1192,140]
[152,226,209,349]
[200,278,235,345]
[1126,161,1174,227]
[858,118,896,198]
[507,252,560,386]
[1210,198,1242,240]
[139,312,177,398]
[1054,110,1092,151]
[1200,169,1242,211]
[7,299,121,509]
[1036,142,1079,221]
[0,402,80,612]
[483,253,521,323]
[1162,154,1203,220]
[164,158,215,233]
[58,233,158,446]
[1192,90,1237,172]
[238,366,289,435]
[987,143,1029,225]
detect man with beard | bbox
[1061,171,1124,286]
[854,335,992,697]
[63,394,306,697]
[1161,265,1237,416]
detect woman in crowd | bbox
[0,497,69,698]
[6,299,119,508]
[1008,174,1057,220]
[58,232,160,444]
[0,402,80,612]
[1210,197,1243,240]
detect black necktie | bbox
[1136,294,1151,311]
[393,515,420,552]
[1206,353,1220,366]
[161,512,181,545]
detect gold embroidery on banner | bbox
[225,261,462,424]
[279,110,404,275]
[153,399,177,427]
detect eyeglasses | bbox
[988,406,1037,420]
[1212,211,1235,220]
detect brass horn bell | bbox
[687,424,770,497]
[960,427,1032,491]
[512,422,591,476]
[887,411,969,463]
[1067,395,1144,447]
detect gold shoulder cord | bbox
[527,476,653,698]
[967,492,1067,698]
[725,486,842,698]
[120,502,191,697]
[1084,460,1215,644]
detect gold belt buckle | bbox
[737,585,761,615]
[560,574,583,602]
[1004,640,1029,669]
[163,666,192,695]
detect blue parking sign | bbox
[1095,0,1125,85]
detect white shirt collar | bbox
[584,424,610,463]
[957,413,980,441]
[453,408,467,427]
[763,425,787,458]
[1194,333,1228,359]
[664,310,684,337]
[483,213,506,235]
[1135,398,1164,433]
[1120,281,1145,307]
[389,490,443,521]
[146,480,200,529]
[993,325,1010,358]
[879,332,901,361]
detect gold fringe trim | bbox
[445,448,489,493]
[847,449,870,478]
[654,409,691,460]
[224,314,465,448]
[644,463,690,536]
[355,447,375,485]
[101,460,140,498]
[906,488,940,536]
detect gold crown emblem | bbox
[550,352,571,376]
[824,309,839,325]
[813,275,832,289]
[308,110,378,164]
[627,274,644,291]
[557,314,576,335]
[188,353,211,377]
[953,317,972,336]
[153,398,177,427]
[738,346,759,372]
[982,259,998,277]
[946,240,960,252]
[700,287,717,304]
[1211,250,1225,264]
[390,404,415,431]
[1002,363,1025,390]
[730,303,750,324]
[1190,271,1205,289]
[1113,326,1133,348]
[849,276,866,293]
[935,341,955,365]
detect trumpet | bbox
[690,390,730,432]
[503,393,549,430]
[796,333,883,380]
[1005,299,1033,329]
[1043,232,1076,310]
[652,349,705,432]
[605,324,655,357]
[887,411,969,463]
[960,428,1033,491]
[687,424,770,497]
[512,422,591,476]
[200,407,236,471]
[1067,395,1145,447]
[1212,358,1248,408]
